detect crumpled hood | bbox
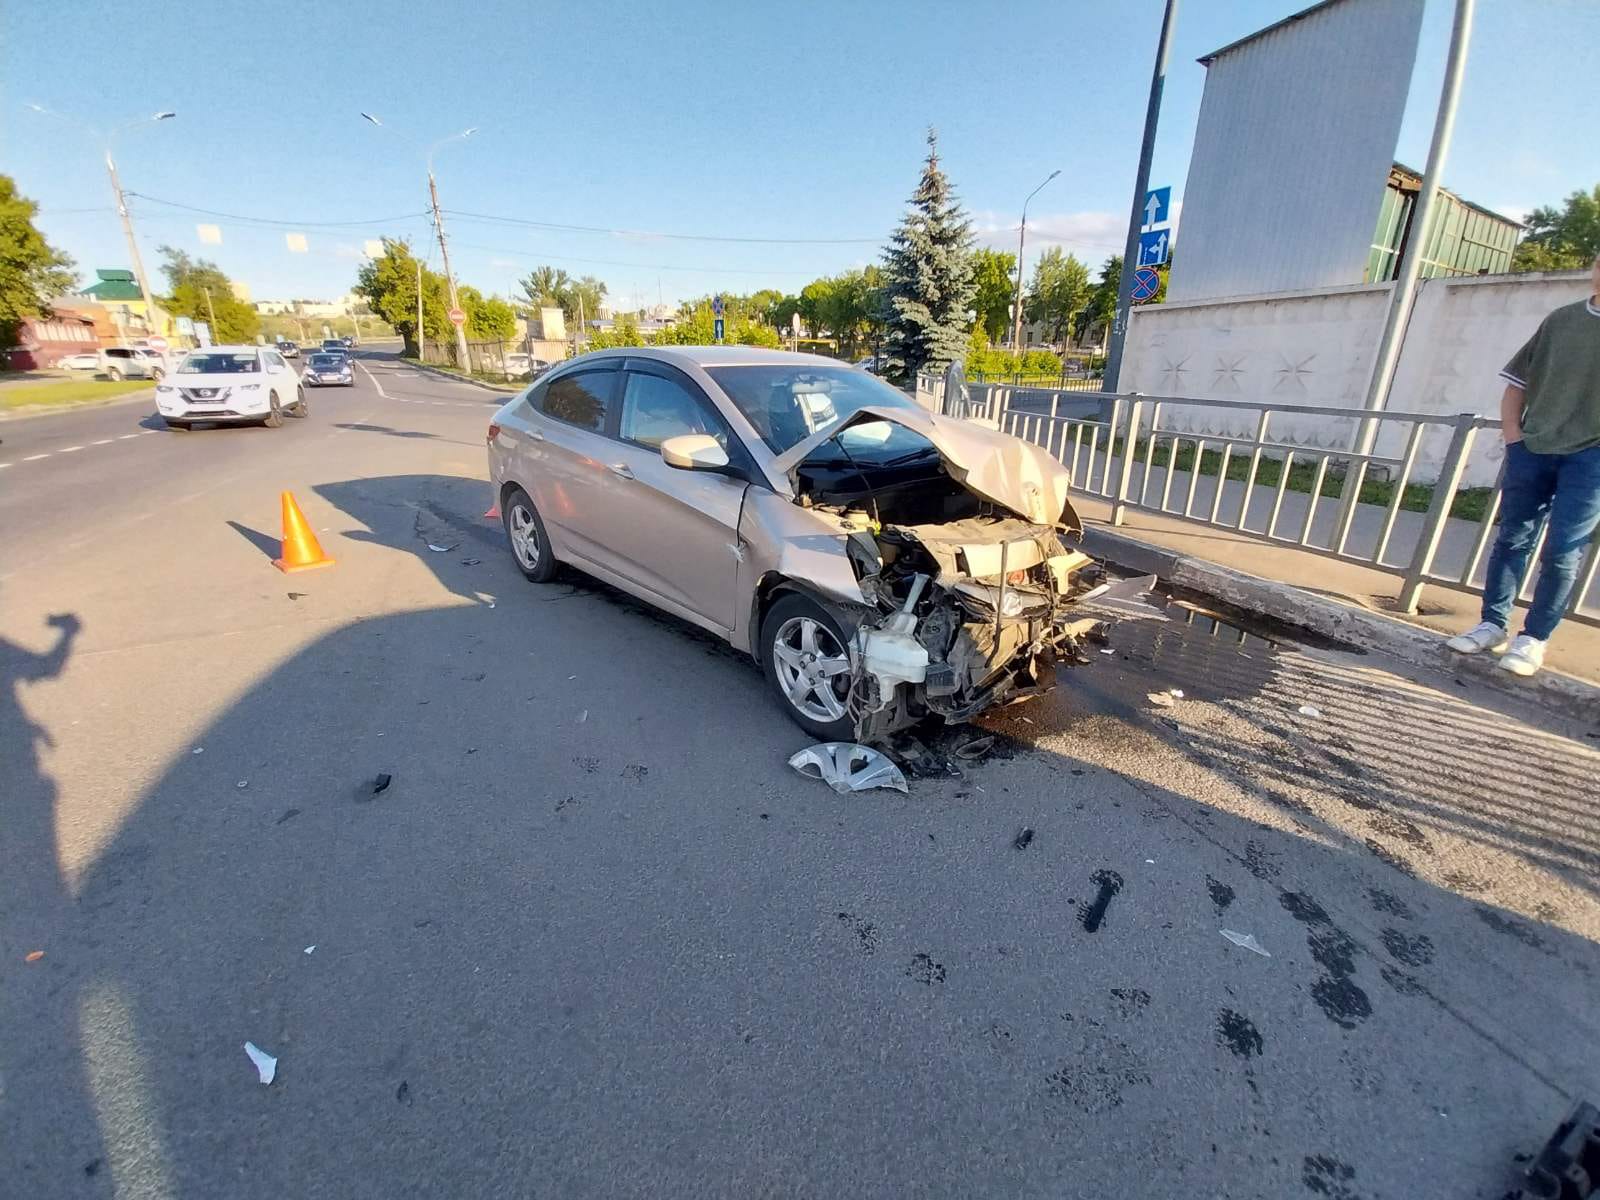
[772,404,1080,530]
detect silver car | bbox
[486,347,1107,741]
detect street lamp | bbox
[26,104,176,329]
[361,112,477,369]
[1011,169,1060,358]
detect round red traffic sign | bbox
[448,308,466,326]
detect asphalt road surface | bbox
[3,350,1597,1199]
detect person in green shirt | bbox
[1448,253,1600,676]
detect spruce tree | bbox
[880,130,976,387]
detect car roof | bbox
[573,345,844,370]
[184,345,261,354]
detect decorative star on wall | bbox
[1160,355,1191,389]
[1273,352,1316,394]
[1212,354,1246,392]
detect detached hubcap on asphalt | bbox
[772,616,850,722]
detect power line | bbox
[124,192,430,229]
[442,208,884,246]
[451,241,814,277]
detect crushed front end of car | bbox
[775,405,1111,742]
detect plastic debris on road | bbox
[1220,929,1272,958]
[1297,705,1322,718]
[460,558,482,566]
[578,710,588,724]
[1080,573,1169,621]
[303,945,315,955]
[953,735,995,762]
[426,543,455,553]
[1099,647,1116,655]
[372,773,392,796]
[788,743,909,794]
[1014,827,1035,850]
[192,747,204,755]
[1169,689,1184,700]
[1148,692,1175,708]
[244,1041,277,1085]
[25,950,44,963]
[235,780,249,790]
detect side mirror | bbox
[660,433,730,471]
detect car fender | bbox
[733,487,868,657]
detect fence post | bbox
[1111,398,1143,526]
[1398,414,1477,614]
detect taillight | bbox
[487,422,501,443]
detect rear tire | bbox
[290,386,309,417]
[106,367,124,381]
[263,391,284,428]
[502,486,558,583]
[760,592,857,741]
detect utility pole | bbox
[202,286,218,333]
[416,258,425,361]
[27,106,175,332]
[1333,0,1475,548]
[1011,170,1060,356]
[1103,0,1179,393]
[427,170,470,369]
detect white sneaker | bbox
[1445,621,1508,654]
[1498,635,1546,677]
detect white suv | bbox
[155,345,307,430]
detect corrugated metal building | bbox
[1365,162,1522,281]
[1167,0,1426,303]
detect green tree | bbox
[1078,255,1121,346]
[1023,246,1089,346]
[0,175,76,349]
[1512,184,1600,271]
[519,265,572,311]
[157,246,258,343]
[458,286,517,341]
[969,248,1017,344]
[880,131,975,385]
[583,313,646,350]
[355,238,450,354]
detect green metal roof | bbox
[80,269,143,301]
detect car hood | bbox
[770,404,1080,530]
[171,373,261,387]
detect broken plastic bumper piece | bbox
[787,743,909,794]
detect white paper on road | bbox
[244,1041,277,1084]
[1220,929,1271,958]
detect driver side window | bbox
[619,371,729,452]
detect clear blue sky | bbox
[6,0,1597,310]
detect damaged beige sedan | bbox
[487,347,1107,742]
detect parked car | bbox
[341,335,354,349]
[486,346,1107,741]
[303,352,353,387]
[57,351,103,372]
[502,353,554,380]
[854,355,888,375]
[276,340,300,359]
[154,345,308,430]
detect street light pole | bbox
[27,106,175,330]
[1011,169,1060,357]
[360,113,476,370]
[1103,0,1179,394]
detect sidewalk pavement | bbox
[1069,492,1600,719]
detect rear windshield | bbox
[704,364,918,454]
[178,352,259,374]
[308,354,344,368]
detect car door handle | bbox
[527,429,545,441]
[607,463,635,480]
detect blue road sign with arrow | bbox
[1142,187,1171,228]
[714,317,725,342]
[1130,266,1161,302]
[1138,228,1170,268]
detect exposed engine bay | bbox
[789,410,1111,742]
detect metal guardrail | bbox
[930,380,1599,628]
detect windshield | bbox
[308,355,345,369]
[178,352,259,374]
[704,364,918,453]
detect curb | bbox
[401,360,522,395]
[0,386,156,422]
[1079,525,1600,726]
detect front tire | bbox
[164,419,191,431]
[105,367,124,381]
[760,593,857,741]
[290,386,309,417]
[263,391,284,428]
[502,486,558,583]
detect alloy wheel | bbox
[771,616,851,723]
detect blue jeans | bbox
[1481,441,1600,640]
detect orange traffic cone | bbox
[273,491,335,573]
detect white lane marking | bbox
[23,453,49,461]
[59,445,84,453]
[92,438,114,445]
[119,433,139,440]
[355,359,388,398]
[0,462,10,469]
